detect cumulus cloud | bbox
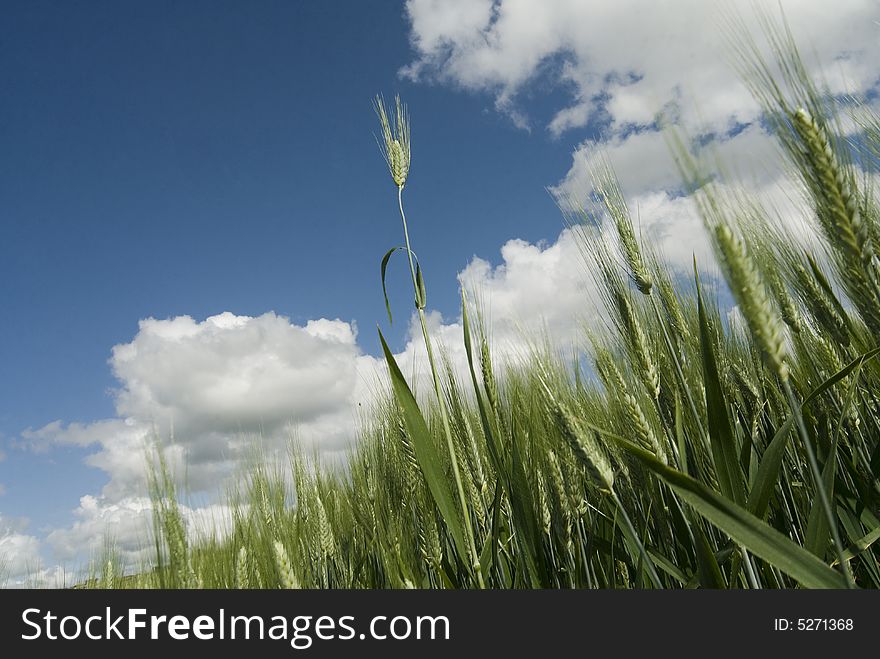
[23,312,370,501]
[45,496,153,564]
[45,495,236,566]
[404,0,879,136]
[110,313,361,440]
[1,515,42,584]
[3,493,234,585]
[552,120,785,205]
[403,0,880,272]
[458,227,599,351]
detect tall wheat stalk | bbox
[375,95,484,588]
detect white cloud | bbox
[404,0,879,137]
[403,0,880,273]
[552,121,785,203]
[111,312,361,442]
[46,496,153,564]
[45,495,236,567]
[3,490,235,585]
[1,515,42,584]
[404,0,495,64]
[458,227,598,352]
[23,312,369,501]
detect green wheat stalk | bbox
[375,94,484,588]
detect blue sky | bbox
[2,0,877,581]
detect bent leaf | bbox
[590,424,848,589]
[380,246,424,325]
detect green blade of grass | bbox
[641,455,847,588]
[415,263,427,309]
[462,291,547,584]
[588,422,848,588]
[675,395,689,476]
[804,359,862,557]
[697,272,747,505]
[461,290,502,468]
[478,482,503,576]
[693,520,727,588]
[803,429,838,558]
[831,525,880,567]
[747,348,879,520]
[746,415,795,519]
[801,347,880,408]
[507,417,547,587]
[380,247,401,325]
[647,549,690,585]
[378,328,468,564]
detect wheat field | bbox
[74,20,880,591]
